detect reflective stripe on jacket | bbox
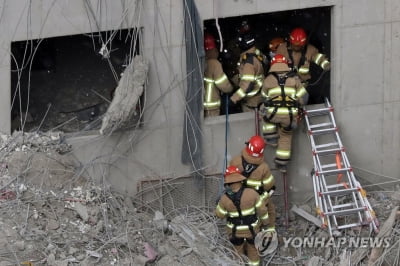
[276,43,330,82]
[261,73,308,108]
[230,149,276,194]
[215,187,268,239]
[231,47,264,102]
[204,58,233,110]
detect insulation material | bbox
[99,55,148,135]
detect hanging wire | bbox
[218,94,230,198]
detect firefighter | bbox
[230,32,265,112]
[229,135,277,235]
[264,37,285,74]
[215,165,269,266]
[260,54,308,172]
[276,27,330,85]
[203,33,234,117]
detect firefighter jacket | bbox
[230,47,265,108]
[215,185,269,239]
[204,57,233,114]
[276,42,330,82]
[230,148,275,201]
[261,72,308,118]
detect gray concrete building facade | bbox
[0,0,399,202]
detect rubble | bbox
[0,131,399,265]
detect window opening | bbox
[11,28,141,133]
[203,6,331,117]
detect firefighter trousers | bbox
[204,108,220,117]
[262,113,296,165]
[234,240,260,266]
[267,199,276,229]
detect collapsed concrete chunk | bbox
[100,55,149,135]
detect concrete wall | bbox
[0,0,399,203]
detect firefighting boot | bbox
[264,136,278,147]
[274,159,287,173]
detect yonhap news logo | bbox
[283,237,391,248]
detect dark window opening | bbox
[11,28,141,133]
[204,6,331,116]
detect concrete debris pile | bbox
[0,131,71,155]
[0,131,399,265]
[0,132,242,265]
[266,192,400,266]
[0,181,241,265]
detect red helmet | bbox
[289,28,307,46]
[224,166,246,184]
[204,33,217,51]
[245,135,265,158]
[269,37,284,52]
[270,54,288,66]
[225,165,241,176]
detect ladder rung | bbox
[309,127,337,135]
[305,107,333,116]
[336,222,363,230]
[310,122,333,129]
[320,163,338,169]
[331,203,355,209]
[324,207,366,216]
[317,168,351,176]
[326,183,348,189]
[306,100,378,235]
[321,188,358,196]
[315,142,339,149]
[314,147,342,155]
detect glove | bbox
[230,94,240,105]
[226,97,235,107]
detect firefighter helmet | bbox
[238,20,251,34]
[224,166,246,184]
[271,54,288,65]
[255,230,278,256]
[238,32,255,51]
[289,27,307,46]
[269,54,291,72]
[204,33,217,51]
[245,135,265,158]
[269,37,285,52]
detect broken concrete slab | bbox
[291,204,322,227]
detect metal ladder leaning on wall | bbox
[303,98,379,236]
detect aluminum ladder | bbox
[303,98,379,236]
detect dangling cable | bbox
[214,1,223,53]
[217,94,230,200]
[217,94,229,203]
[223,93,229,171]
[307,69,328,87]
[215,17,223,53]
